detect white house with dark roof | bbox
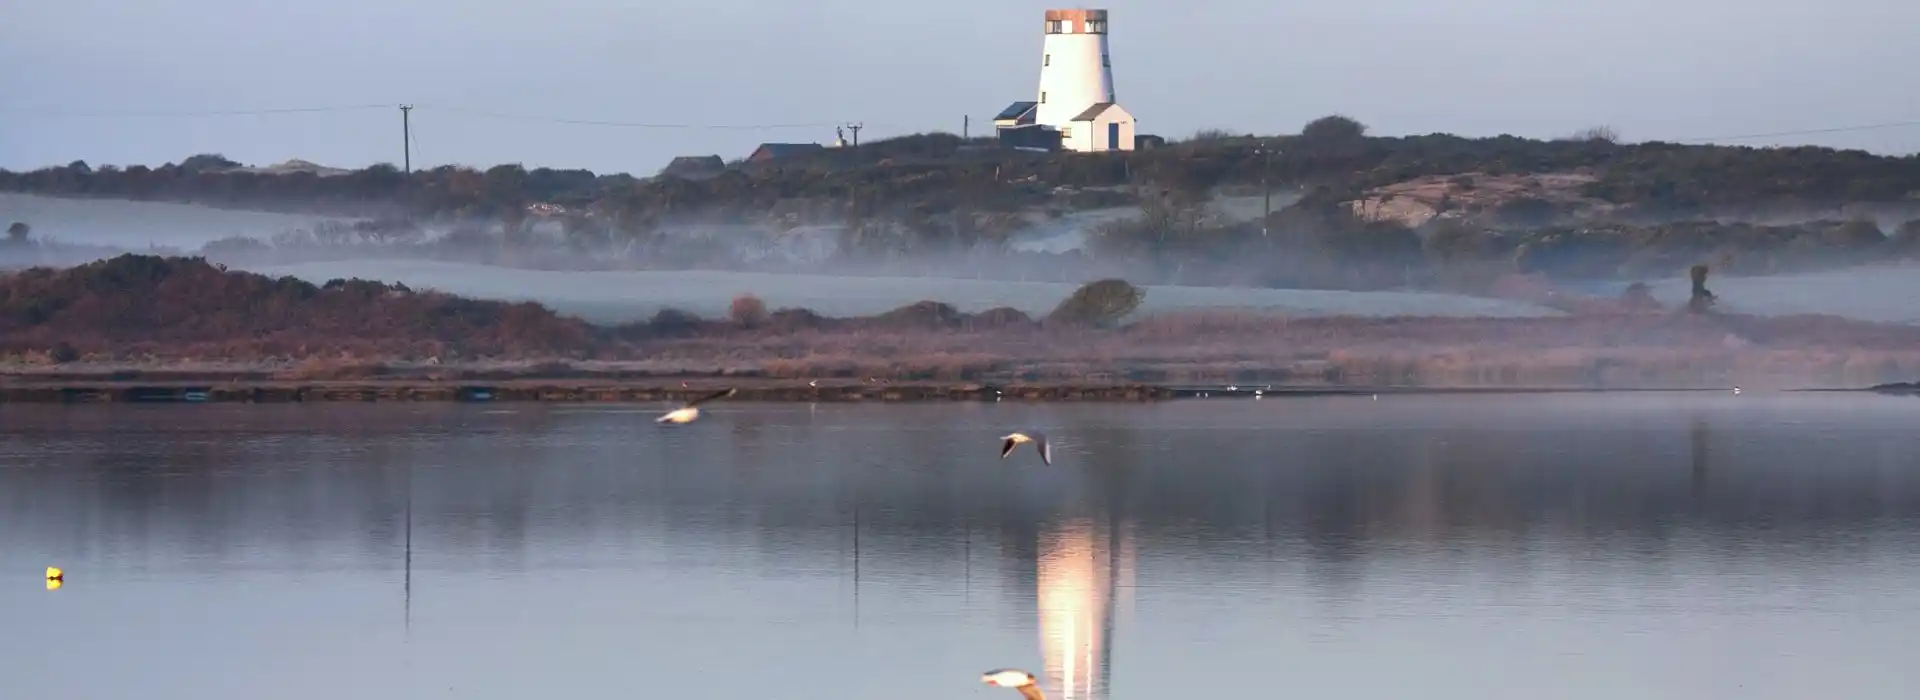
[1064,102,1134,152]
[992,8,1135,153]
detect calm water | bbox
[4,396,1919,699]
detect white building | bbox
[1063,103,1135,152]
[995,9,1136,153]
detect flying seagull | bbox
[999,431,1052,465]
[655,388,737,424]
[981,669,1046,700]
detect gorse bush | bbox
[0,254,597,358]
[729,293,769,327]
[1048,278,1146,328]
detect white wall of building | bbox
[1062,123,1091,152]
[1091,108,1136,151]
[1063,104,1135,152]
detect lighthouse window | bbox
[1102,54,1110,67]
[1045,20,1063,33]
[1087,19,1106,33]
[1044,54,1050,66]
[1040,92,1047,103]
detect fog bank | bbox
[240,259,1560,323]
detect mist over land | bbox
[5,125,1920,389]
[9,188,1920,326]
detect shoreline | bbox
[0,376,1909,403]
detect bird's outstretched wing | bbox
[981,669,1047,700]
[684,387,737,407]
[1000,437,1019,459]
[1038,436,1052,465]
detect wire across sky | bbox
[6,102,1920,143]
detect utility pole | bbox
[963,115,970,140]
[844,122,863,147]
[1257,140,1278,238]
[399,104,413,174]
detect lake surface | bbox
[4,395,1919,700]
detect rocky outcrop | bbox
[1348,172,1617,229]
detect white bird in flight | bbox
[654,388,737,424]
[981,669,1046,700]
[999,431,1052,465]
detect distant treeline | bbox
[7,116,1920,217]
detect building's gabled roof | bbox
[994,101,1039,122]
[659,155,727,179]
[749,143,824,159]
[666,155,723,168]
[1068,102,1131,122]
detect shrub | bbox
[968,306,1035,330]
[729,293,769,327]
[648,307,703,335]
[1301,114,1367,142]
[1048,278,1146,328]
[1688,264,1716,313]
[1186,128,1242,142]
[872,300,966,329]
[0,254,598,359]
[1620,282,1661,311]
[1892,219,1920,256]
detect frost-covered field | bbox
[242,259,1562,323]
[0,193,353,249]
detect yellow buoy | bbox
[46,578,63,591]
[46,566,63,580]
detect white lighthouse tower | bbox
[1036,9,1114,126]
[993,8,1136,152]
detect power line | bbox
[13,98,1917,147]
[0,103,396,118]
[409,115,425,169]
[1673,119,1920,143]
[430,105,839,130]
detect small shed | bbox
[1063,102,1135,152]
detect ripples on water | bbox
[3,396,1919,699]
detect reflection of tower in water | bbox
[1035,516,1135,700]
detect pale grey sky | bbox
[5,0,1919,175]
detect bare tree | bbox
[1568,126,1620,143]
